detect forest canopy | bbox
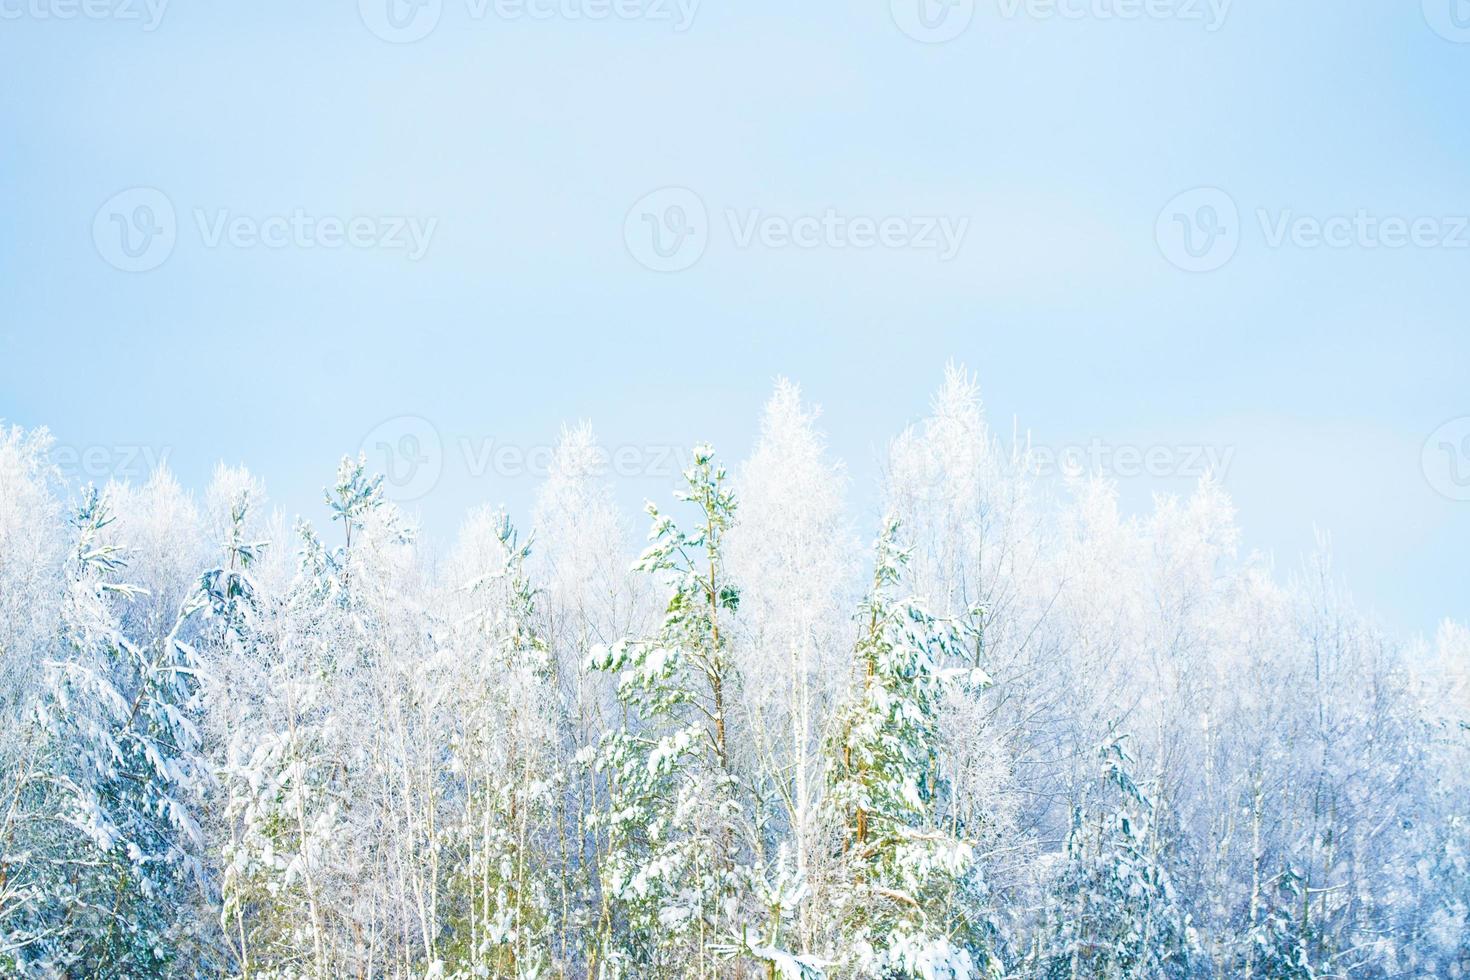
[0,367,1465,978]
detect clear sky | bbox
[1,1,1466,638]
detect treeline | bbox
[0,368,1466,978]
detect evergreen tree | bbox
[1240,867,1317,979]
[1039,731,1193,979]
[199,471,275,977]
[31,487,210,975]
[586,445,749,978]
[821,516,998,979]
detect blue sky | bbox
[1,1,1467,637]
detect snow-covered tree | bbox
[198,466,273,977]
[24,486,211,975]
[586,444,752,977]
[1036,731,1193,979]
[531,423,651,968]
[0,426,66,972]
[819,517,999,979]
[439,508,565,978]
[726,380,857,959]
[216,455,416,976]
[883,367,1051,950]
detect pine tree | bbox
[586,445,749,978]
[32,487,210,975]
[1040,731,1193,979]
[203,474,273,976]
[820,516,997,979]
[1240,867,1317,979]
